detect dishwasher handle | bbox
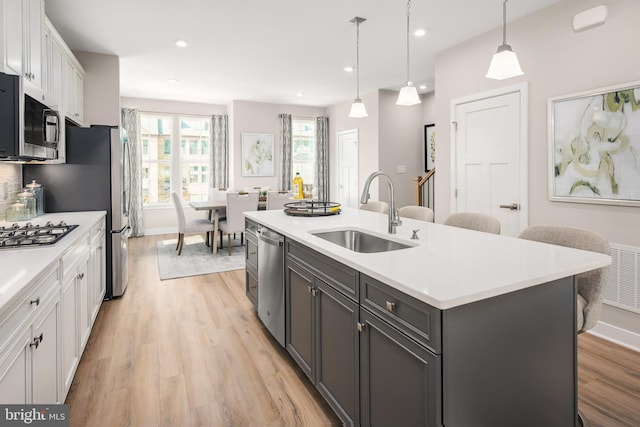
[257,228,284,247]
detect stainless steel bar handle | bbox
[499,203,520,211]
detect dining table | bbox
[189,199,266,254]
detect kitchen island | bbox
[245,207,610,427]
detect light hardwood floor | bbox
[66,234,640,427]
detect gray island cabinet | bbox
[244,208,611,427]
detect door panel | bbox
[453,87,527,236]
[337,129,358,208]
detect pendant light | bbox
[396,0,421,106]
[348,17,368,118]
[486,0,523,80]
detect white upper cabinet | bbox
[1,0,83,126]
[64,56,84,125]
[22,0,44,91]
[1,0,24,76]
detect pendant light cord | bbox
[405,0,411,84]
[356,19,360,98]
[502,0,507,46]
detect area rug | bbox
[157,235,246,280]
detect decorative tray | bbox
[284,201,341,217]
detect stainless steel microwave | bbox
[0,72,60,161]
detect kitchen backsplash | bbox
[0,164,22,222]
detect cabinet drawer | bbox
[60,238,89,281]
[246,269,258,309]
[0,266,59,354]
[361,274,441,353]
[246,235,258,271]
[286,240,359,300]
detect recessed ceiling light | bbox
[296,92,304,97]
[168,78,178,84]
[344,66,354,73]
[419,84,427,90]
[175,40,188,47]
[414,29,427,37]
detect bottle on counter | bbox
[6,202,30,222]
[25,180,45,216]
[17,190,36,219]
[293,172,304,199]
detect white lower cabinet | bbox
[0,266,60,404]
[0,214,107,404]
[31,291,60,403]
[60,232,92,396]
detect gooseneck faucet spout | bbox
[360,171,402,234]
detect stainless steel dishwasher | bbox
[257,226,285,347]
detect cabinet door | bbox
[61,274,78,394]
[315,280,359,426]
[77,256,91,352]
[23,0,43,89]
[90,233,105,324]
[0,328,31,404]
[32,295,60,404]
[360,308,442,427]
[285,260,315,381]
[3,0,24,75]
[74,67,83,123]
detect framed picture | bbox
[241,133,274,177]
[548,81,640,206]
[424,124,435,172]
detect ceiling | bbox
[45,0,564,107]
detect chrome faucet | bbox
[360,171,402,234]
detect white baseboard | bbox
[588,321,640,353]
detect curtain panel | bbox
[279,113,292,191]
[210,114,229,189]
[315,116,330,202]
[120,108,144,237]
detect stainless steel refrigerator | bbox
[23,124,131,298]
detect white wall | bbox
[378,89,424,208]
[434,0,640,336]
[75,51,120,126]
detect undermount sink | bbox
[311,229,414,253]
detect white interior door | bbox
[337,129,359,208]
[451,84,528,237]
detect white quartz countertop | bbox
[245,207,611,310]
[0,211,106,312]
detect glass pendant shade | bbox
[349,98,368,118]
[486,45,523,80]
[486,0,523,80]
[396,83,421,106]
[396,0,421,106]
[348,17,367,119]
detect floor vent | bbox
[605,243,640,315]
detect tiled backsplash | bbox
[0,164,22,222]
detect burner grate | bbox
[0,221,79,249]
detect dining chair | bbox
[443,212,501,234]
[360,201,389,214]
[171,192,215,255]
[208,187,228,220]
[218,192,259,255]
[518,224,610,427]
[266,190,292,210]
[398,206,434,222]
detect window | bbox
[292,118,316,186]
[140,113,210,205]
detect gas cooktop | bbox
[0,221,79,249]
